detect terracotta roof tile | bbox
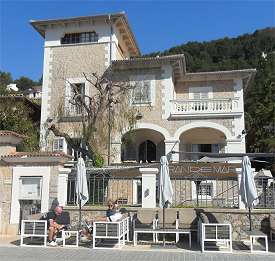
[0,130,26,138]
[0,151,73,159]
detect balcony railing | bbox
[170,98,242,118]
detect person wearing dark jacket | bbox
[41,206,69,246]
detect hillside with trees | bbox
[0,72,40,151]
[146,27,275,153]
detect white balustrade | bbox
[170,98,241,117]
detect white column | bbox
[111,142,121,163]
[236,167,245,209]
[58,168,71,207]
[139,168,158,208]
[165,140,179,162]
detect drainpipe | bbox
[108,14,113,66]
[107,14,113,165]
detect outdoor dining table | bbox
[133,228,192,248]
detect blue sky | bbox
[0,0,274,81]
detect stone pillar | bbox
[58,168,71,207]
[111,142,121,163]
[226,140,246,154]
[139,168,158,208]
[165,140,180,162]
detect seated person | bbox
[93,207,128,222]
[80,208,128,241]
[80,200,117,242]
[41,206,70,246]
[106,199,120,217]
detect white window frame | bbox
[53,137,67,153]
[10,167,50,224]
[191,180,216,200]
[189,86,213,99]
[65,78,88,116]
[130,74,155,106]
[19,176,42,200]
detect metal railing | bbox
[254,177,275,209]
[170,177,239,208]
[67,174,275,209]
[67,174,142,206]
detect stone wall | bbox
[48,166,60,210]
[202,208,275,240]
[46,43,109,151]
[64,206,275,241]
[0,166,12,235]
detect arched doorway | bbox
[121,129,165,162]
[138,140,156,163]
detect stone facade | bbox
[0,166,12,235]
[32,13,255,160]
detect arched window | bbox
[138,140,156,163]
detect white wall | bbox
[40,47,52,151]
[10,167,50,224]
[44,21,118,47]
[161,64,174,119]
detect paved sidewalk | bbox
[0,236,274,261]
[0,245,274,261]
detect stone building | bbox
[30,12,256,164]
[29,12,256,210]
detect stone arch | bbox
[120,123,167,162]
[120,122,171,141]
[173,121,232,140]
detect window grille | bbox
[198,184,213,197]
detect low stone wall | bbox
[64,206,275,241]
[202,208,275,240]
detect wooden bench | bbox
[92,216,130,249]
[20,220,47,247]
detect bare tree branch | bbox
[47,69,137,165]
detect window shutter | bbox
[59,139,64,151]
[143,81,151,102]
[65,81,72,115]
[200,91,209,99]
[189,87,212,99]
[133,81,142,104]
[193,92,201,100]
